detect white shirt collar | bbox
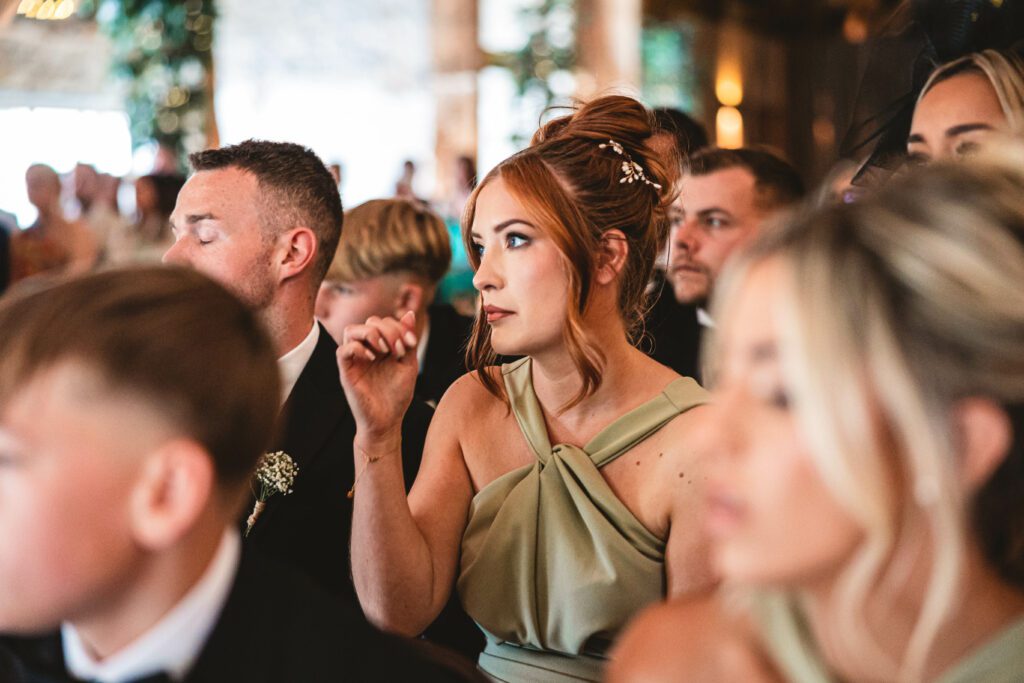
[62,530,241,683]
[277,321,319,403]
[696,307,716,329]
[415,317,430,375]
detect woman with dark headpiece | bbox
[842,0,1024,183]
[908,48,1024,163]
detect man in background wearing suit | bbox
[0,268,479,683]
[163,140,434,603]
[651,147,806,382]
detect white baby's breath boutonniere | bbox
[245,450,298,537]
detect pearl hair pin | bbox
[598,139,662,190]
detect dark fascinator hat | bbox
[842,0,1024,186]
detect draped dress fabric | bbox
[754,594,1024,683]
[457,357,709,682]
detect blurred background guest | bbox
[10,164,97,284]
[106,173,185,265]
[72,163,125,252]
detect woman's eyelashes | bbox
[505,232,530,249]
[471,232,531,258]
[954,140,981,158]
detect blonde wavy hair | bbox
[711,147,1024,682]
[326,198,451,285]
[919,47,1024,134]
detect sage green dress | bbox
[755,593,1024,683]
[457,357,709,682]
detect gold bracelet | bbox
[347,446,383,499]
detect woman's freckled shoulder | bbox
[655,403,712,456]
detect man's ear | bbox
[396,280,426,316]
[595,229,629,286]
[277,227,318,283]
[129,439,215,550]
[954,397,1012,494]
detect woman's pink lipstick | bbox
[483,305,514,323]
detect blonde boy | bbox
[315,199,473,405]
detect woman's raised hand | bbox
[337,310,420,437]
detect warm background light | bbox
[716,106,744,148]
[715,72,743,107]
[16,0,74,20]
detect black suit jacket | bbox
[242,325,435,603]
[0,548,484,683]
[415,304,474,407]
[644,274,705,384]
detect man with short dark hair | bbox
[164,140,434,603]
[648,147,805,380]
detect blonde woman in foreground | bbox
[609,151,1024,683]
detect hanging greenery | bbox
[88,0,216,170]
[489,0,577,105]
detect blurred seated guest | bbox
[163,140,434,603]
[10,164,97,283]
[440,155,477,222]
[152,142,181,175]
[107,173,185,265]
[395,159,419,200]
[609,153,1024,683]
[73,164,126,252]
[908,47,1024,164]
[340,95,714,682]
[316,198,472,407]
[0,267,483,683]
[647,148,804,382]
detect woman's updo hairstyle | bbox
[462,95,679,408]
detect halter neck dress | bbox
[457,357,709,681]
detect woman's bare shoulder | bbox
[607,593,783,683]
[434,367,509,424]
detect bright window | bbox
[0,107,133,228]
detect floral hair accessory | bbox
[598,139,662,190]
[245,450,299,537]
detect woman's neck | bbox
[529,313,653,442]
[802,545,1024,682]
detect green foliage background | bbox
[84,0,216,170]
